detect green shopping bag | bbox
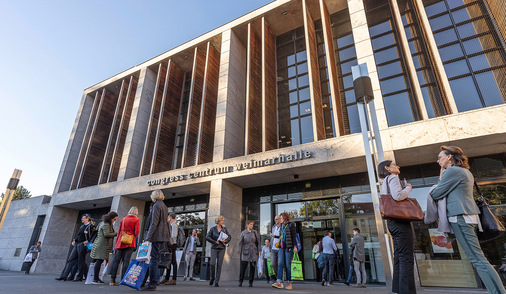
[267,258,275,276]
[291,253,303,281]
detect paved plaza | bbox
[0,270,488,294]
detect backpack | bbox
[176,227,185,247]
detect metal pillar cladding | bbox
[352,63,392,288]
[0,169,22,232]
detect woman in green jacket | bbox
[431,146,505,294]
[90,211,118,284]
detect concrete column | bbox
[347,0,389,130]
[54,94,94,193]
[118,67,157,180]
[35,206,78,274]
[207,179,242,281]
[214,29,247,161]
[110,195,146,233]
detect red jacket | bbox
[115,214,140,249]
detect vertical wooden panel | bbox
[79,89,119,188]
[183,47,206,167]
[198,43,220,164]
[70,91,102,190]
[262,18,278,151]
[153,61,184,173]
[99,79,128,184]
[302,0,325,141]
[140,62,167,176]
[319,0,345,137]
[109,76,137,182]
[246,24,263,155]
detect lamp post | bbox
[0,169,22,232]
[351,63,392,289]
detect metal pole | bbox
[0,169,22,232]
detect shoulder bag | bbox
[475,182,505,242]
[379,175,424,221]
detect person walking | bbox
[349,228,366,288]
[431,146,506,294]
[55,213,96,282]
[272,212,298,290]
[24,241,41,274]
[182,229,201,281]
[312,240,322,282]
[270,215,282,281]
[379,160,416,293]
[109,206,140,286]
[321,231,337,286]
[206,215,231,287]
[163,213,179,285]
[142,190,170,291]
[261,239,274,283]
[90,211,118,284]
[237,220,261,287]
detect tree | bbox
[0,185,32,201]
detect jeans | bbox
[346,264,354,283]
[388,219,416,294]
[166,243,178,280]
[185,252,197,278]
[276,249,294,283]
[353,260,366,285]
[239,261,256,284]
[322,253,335,283]
[110,247,134,283]
[148,242,163,286]
[92,259,104,281]
[451,215,506,294]
[210,248,226,283]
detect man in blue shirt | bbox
[321,230,337,286]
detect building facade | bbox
[1,0,505,289]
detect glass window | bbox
[449,76,482,111]
[371,33,396,50]
[300,116,314,144]
[259,204,271,237]
[428,14,452,31]
[290,119,301,145]
[336,34,354,48]
[443,59,470,78]
[374,47,399,64]
[377,61,403,79]
[433,28,458,46]
[438,43,464,62]
[369,21,392,37]
[383,92,415,126]
[380,76,409,95]
[475,70,504,107]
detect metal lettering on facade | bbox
[147,150,312,186]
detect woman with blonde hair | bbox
[206,215,231,287]
[431,146,505,293]
[108,206,140,286]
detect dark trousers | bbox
[25,261,34,274]
[60,242,87,280]
[322,253,335,283]
[388,220,416,294]
[148,242,163,286]
[110,247,134,283]
[166,243,178,280]
[263,258,273,281]
[92,259,104,281]
[239,260,256,284]
[210,248,225,283]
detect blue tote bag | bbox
[119,259,149,291]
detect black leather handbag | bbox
[475,182,505,242]
[158,243,172,268]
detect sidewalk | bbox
[0,270,487,294]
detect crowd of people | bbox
[46,145,504,293]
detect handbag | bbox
[23,253,33,263]
[158,243,172,268]
[474,182,505,242]
[121,232,134,245]
[136,241,152,262]
[379,175,424,221]
[291,253,303,280]
[119,259,149,291]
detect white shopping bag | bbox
[257,257,263,277]
[23,253,33,263]
[136,241,152,262]
[85,263,106,284]
[100,261,108,280]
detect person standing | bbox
[90,211,118,284]
[163,213,179,285]
[109,206,140,286]
[261,239,273,283]
[206,215,231,287]
[142,190,170,291]
[431,146,506,294]
[321,231,337,286]
[379,160,416,293]
[55,213,96,282]
[24,241,41,274]
[312,240,322,282]
[270,215,282,281]
[182,229,201,281]
[349,228,366,288]
[237,220,261,287]
[272,212,298,290]
[345,245,354,286]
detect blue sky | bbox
[0,0,273,197]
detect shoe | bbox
[321,279,325,286]
[109,282,116,286]
[55,277,66,281]
[285,283,292,290]
[238,281,243,287]
[183,277,187,282]
[209,279,214,286]
[189,277,195,281]
[249,283,253,287]
[361,283,367,288]
[328,283,334,286]
[344,281,350,286]
[141,284,157,291]
[160,279,169,284]
[72,278,83,282]
[215,283,219,287]
[353,283,361,287]
[92,280,104,284]
[166,280,176,285]
[272,281,284,289]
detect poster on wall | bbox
[429,229,454,254]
